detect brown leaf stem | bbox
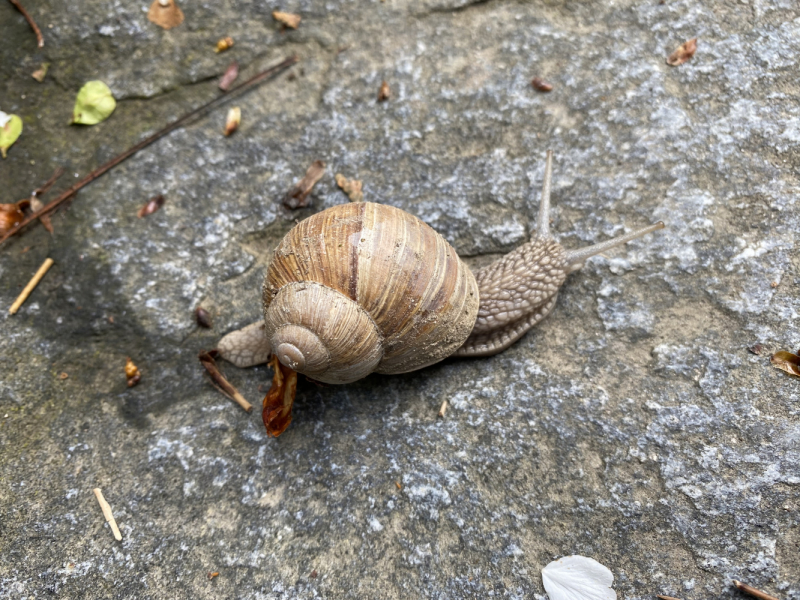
[0,55,299,249]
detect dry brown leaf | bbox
[666,38,698,66]
[28,197,53,233]
[195,307,213,328]
[218,61,239,91]
[335,173,364,202]
[770,350,800,378]
[272,11,301,29]
[378,80,390,102]
[284,160,326,209]
[262,355,297,437]
[31,63,49,82]
[137,194,165,218]
[215,36,234,53]
[223,107,241,136]
[147,0,184,30]
[125,357,141,387]
[531,77,553,92]
[0,203,26,234]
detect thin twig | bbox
[93,488,122,541]
[438,399,447,418]
[733,580,781,600]
[32,167,65,197]
[199,350,253,412]
[8,0,44,47]
[9,257,53,314]
[657,595,683,600]
[0,55,299,248]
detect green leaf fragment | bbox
[0,112,23,159]
[72,81,116,125]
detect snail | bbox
[217,151,664,385]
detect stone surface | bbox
[1,1,798,598]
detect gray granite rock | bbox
[1,0,798,598]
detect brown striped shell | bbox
[262,202,480,384]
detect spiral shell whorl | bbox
[264,281,383,384]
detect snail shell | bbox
[262,201,480,384]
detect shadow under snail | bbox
[216,151,664,395]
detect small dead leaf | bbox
[148,0,184,30]
[0,202,25,234]
[0,112,23,158]
[262,355,297,437]
[335,173,363,202]
[747,344,765,356]
[29,197,54,233]
[666,38,698,66]
[771,350,800,378]
[195,307,213,328]
[72,81,116,125]
[125,357,141,387]
[208,571,219,580]
[272,11,301,29]
[218,61,239,91]
[531,77,553,92]
[137,194,165,218]
[31,63,50,82]
[377,80,390,102]
[215,36,234,53]
[283,160,326,209]
[58,372,69,380]
[223,107,241,136]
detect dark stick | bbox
[0,55,299,248]
[8,0,44,47]
[32,167,65,197]
[733,581,781,600]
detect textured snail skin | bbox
[217,151,664,382]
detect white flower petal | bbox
[542,555,616,600]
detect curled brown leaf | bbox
[335,173,364,202]
[531,77,553,92]
[770,350,800,378]
[195,307,213,328]
[215,36,234,53]
[125,357,141,387]
[283,160,325,209]
[273,11,301,29]
[137,194,165,218]
[218,61,239,91]
[147,0,184,30]
[377,80,390,102]
[0,203,26,234]
[666,38,698,66]
[223,107,241,136]
[262,355,297,437]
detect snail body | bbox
[218,152,664,384]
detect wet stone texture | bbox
[1,0,799,598]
